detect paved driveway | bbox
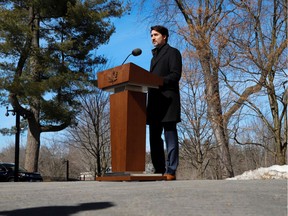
[0,180,286,216]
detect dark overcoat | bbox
[146,43,182,124]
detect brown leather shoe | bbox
[164,174,176,181]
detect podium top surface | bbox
[97,63,163,91]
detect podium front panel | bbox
[110,90,146,172]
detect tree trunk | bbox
[200,53,234,178]
[25,120,41,172]
[267,73,287,165]
[205,75,234,178]
[274,114,286,165]
[24,6,41,172]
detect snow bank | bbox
[227,165,288,180]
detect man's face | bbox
[151,30,166,48]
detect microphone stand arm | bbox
[122,53,132,65]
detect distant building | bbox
[79,172,95,181]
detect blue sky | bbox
[97,14,153,71]
[0,8,156,150]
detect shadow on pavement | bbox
[0,202,114,216]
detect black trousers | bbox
[149,122,179,175]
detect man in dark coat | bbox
[146,25,182,180]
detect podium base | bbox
[96,173,167,181]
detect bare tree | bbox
[232,90,287,164]
[227,0,288,164]
[178,53,215,179]
[38,141,68,181]
[0,143,25,165]
[65,88,111,177]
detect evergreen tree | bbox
[0,0,127,171]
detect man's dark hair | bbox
[151,25,169,43]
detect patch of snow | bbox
[226,165,288,180]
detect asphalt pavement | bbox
[0,180,287,216]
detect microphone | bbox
[122,48,142,65]
[132,48,142,56]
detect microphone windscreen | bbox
[132,48,142,56]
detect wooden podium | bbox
[96,63,166,181]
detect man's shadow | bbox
[0,202,114,216]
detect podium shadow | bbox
[0,202,114,216]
